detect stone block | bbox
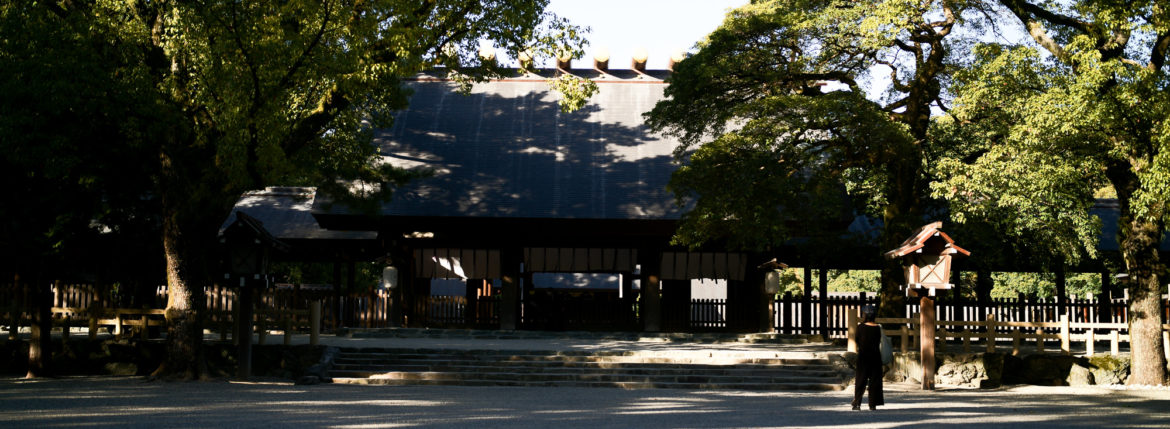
[104,362,138,376]
[1066,364,1094,386]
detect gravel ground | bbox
[2,376,1168,428]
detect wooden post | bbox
[283,315,293,346]
[920,294,936,390]
[220,312,229,341]
[1110,330,1120,355]
[499,249,521,331]
[238,282,254,380]
[1060,314,1070,354]
[1086,329,1095,355]
[1012,330,1021,355]
[231,305,240,346]
[900,325,909,353]
[961,329,971,353]
[88,311,98,340]
[639,249,662,333]
[985,313,997,353]
[1035,327,1045,353]
[818,268,829,340]
[310,300,321,346]
[140,314,149,340]
[783,292,794,334]
[332,262,343,331]
[1055,265,1067,317]
[257,311,267,346]
[802,267,812,335]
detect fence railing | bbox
[5,283,1168,340]
[846,311,1170,359]
[774,293,1162,340]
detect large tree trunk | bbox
[1119,216,1167,386]
[155,213,209,380]
[24,271,54,378]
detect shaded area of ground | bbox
[1,376,1167,428]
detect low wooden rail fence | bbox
[50,307,166,340]
[848,312,1170,360]
[39,302,323,345]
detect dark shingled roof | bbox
[314,70,683,222]
[222,187,376,241]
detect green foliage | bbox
[827,270,882,293]
[0,1,162,278]
[546,73,599,113]
[987,272,1102,300]
[769,269,881,296]
[935,2,1169,268]
[646,0,988,252]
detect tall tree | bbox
[1,1,161,377]
[935,0,1169,385]
[645,0,982,316]
[25,0,587,379]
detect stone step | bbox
[329,369,843,385]
[329,363,843,378]
[331,377,846,391]
[332,351,837,366]
[341,328,825,344]
[325,345,850,391]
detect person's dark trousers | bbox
[851,360,884,409]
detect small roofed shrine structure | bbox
[219,211,290,379]
[219,187,381,330]
[884,221,970,390]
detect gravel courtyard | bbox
[2,376,1168,428]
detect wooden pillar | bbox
[640,249,662,333]
[309,300,321,346]
[818,268,829,339]
[331,262,342,331]
[976,270,992,322]
[952,269,963,323]
[346,261,357,327]
[802,267,813,335]
[465,279,479,327]
[919,292,936,390]
[620,272,635,330]
[1055,265,1067,316]
[1098,271,1113,325]
[499,249,520,330]
[237,282,254,380]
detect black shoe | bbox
[869,405,878,410]
[851,405,860,411]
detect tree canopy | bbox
[3,0,588,379]
[649,0,1167,384]
[646,0,983,318]
[934,0,1169,385]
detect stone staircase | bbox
[327,331,851,390]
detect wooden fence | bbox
[5,284,1168,340]
[774,292,1162,340]
[846,312,1170,359]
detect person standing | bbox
[852,304,884,410]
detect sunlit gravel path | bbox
[2,376,1168,428]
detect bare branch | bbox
[275,0,334,96]
[1152,31,1170,72]
[998,0,1072,63]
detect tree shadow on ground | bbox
[1,377,1167,428]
